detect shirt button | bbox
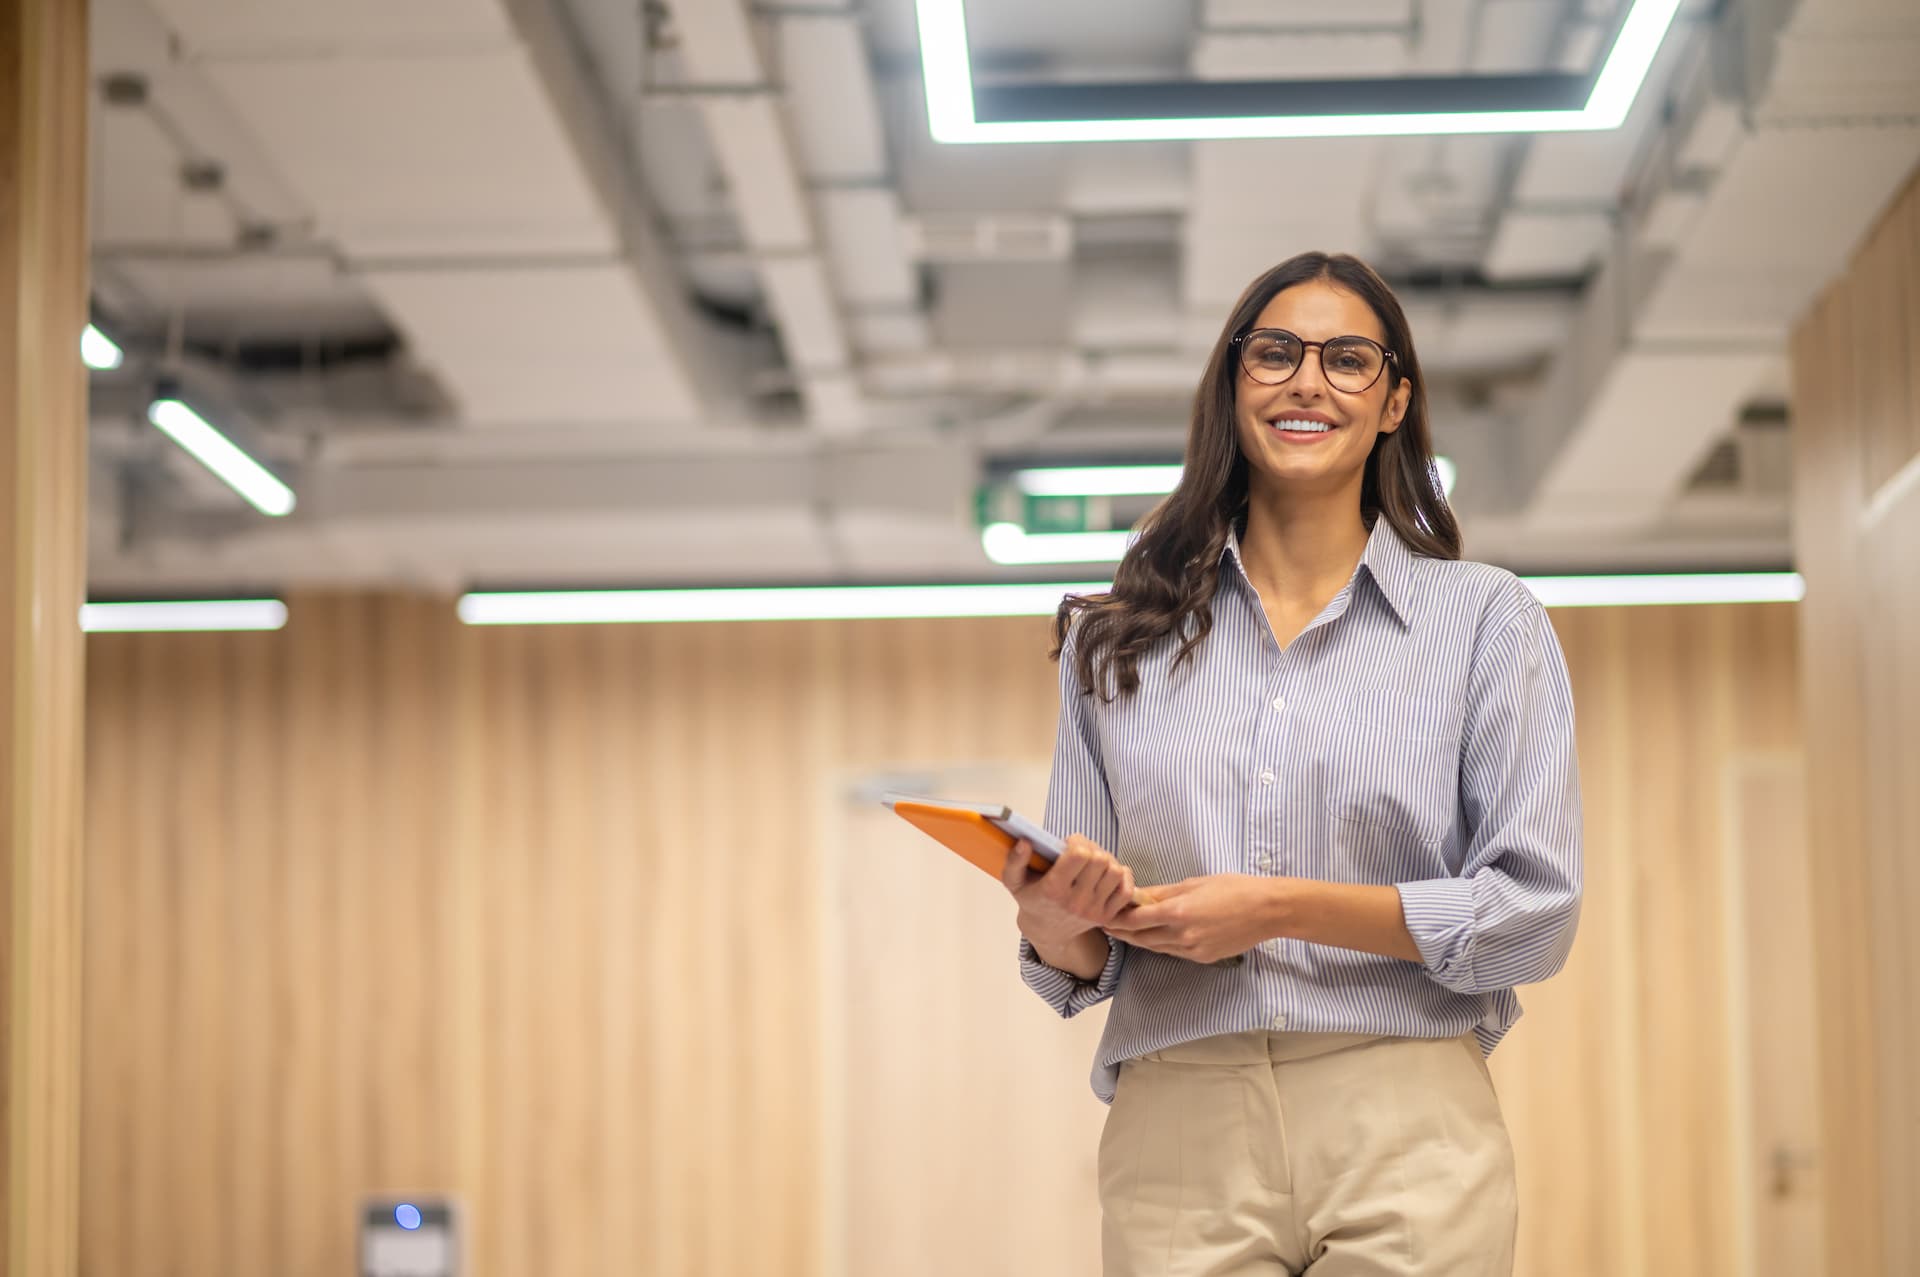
[1269,1013,1288,1030]
[1259,770,1275,785]
[1272,695,1286,711]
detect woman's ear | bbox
[1380,376,1413,434]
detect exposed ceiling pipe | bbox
[137,0,726,430]
[661,0,869,432]
[1513,0,1920,538]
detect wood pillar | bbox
[0,0,90,1274]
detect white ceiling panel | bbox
[91,0,315,227]
[1183,138,1388,307]
[202,49,615,259]
[1192,31,1410,79]
[360,264,700,424]
[144,0,513,58]
[664,0,763,86]
[1484,210,1612,280]
[1468,0,1562,73]
[963,0,1189,66]
[850,311,933,356]
[92,110,238,246]
[819,190,916,306]
[1203,0,1416,23]
[1063,144,1188,215]
[1071,257,1180,349]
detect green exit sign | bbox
[1023,493,1089,534]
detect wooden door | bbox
[822,764,1109,1277]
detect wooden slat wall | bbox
[1498,605,1801,1277]
[1789,162,1920,1275]
[0,1,91,1274]
[80,597,1802,1276]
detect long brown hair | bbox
[1053,251,1461,699]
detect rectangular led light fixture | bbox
[917,0,1681,143]
[1012,459,1457,500]
[458,583,1115,626]
[82,324,124,370]
[1522,573,1804,608]
[147,399,297,517]
[81,600,289,633]
[983,523,1135,565]
[1014,465,1185,497]
[456,572,1804,626]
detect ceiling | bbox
[81,0,1920,594]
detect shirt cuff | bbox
[1019,932,1125,1018]
[1394,877,1477,989]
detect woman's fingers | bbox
[1094,866,1134,923]
[999,840,1032,893]
[1007,831,1140,929]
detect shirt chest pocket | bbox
[1320,689,1459,848]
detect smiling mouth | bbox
[1266,416,1336,433]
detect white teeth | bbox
[1271,418,1332,432]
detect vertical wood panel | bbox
[0,1,89,1273]
[1725,754,1825,1276]
[1790,161,1920,1276]
[1859,496,1920,1264]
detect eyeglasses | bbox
[1232,327,1397,393]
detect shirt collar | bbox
[1221,515,1418,629]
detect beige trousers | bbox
[1098,1030,1517,1276]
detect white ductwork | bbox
[140,0,712,428]
[662,0,896,432]
[1515,0,1920,538]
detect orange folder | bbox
[881,793,1244,967]
[887,797,1057,879]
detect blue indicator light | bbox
[395,1203,423,1231]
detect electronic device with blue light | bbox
[361,1198,458,1277]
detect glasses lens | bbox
[1242,331,1301,383]
[1322,338,1384,391]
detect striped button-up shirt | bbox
[1020,516,1582,1102]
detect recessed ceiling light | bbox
[917,0,1681,143]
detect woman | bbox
[1000,251,1581,1276]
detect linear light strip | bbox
[458,572,1804,625]
[983,524,1136,565]
[1012,460,1457,500]
[457,583,1116,626]
[1014,466,1186,496]
[147,399,297,517]
[80,600,289,633]
[1523,573,1805,609]
[82,324,124,370]
[917,0,1681,143]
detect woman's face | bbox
[1232,279,1412,501]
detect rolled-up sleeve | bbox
[1019,624,1129,1016]
[1395,598,1583,994]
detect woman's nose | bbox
[1288,349,1330,395]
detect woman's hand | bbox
[999,834,1136,949]
[1103,874,1277,965]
